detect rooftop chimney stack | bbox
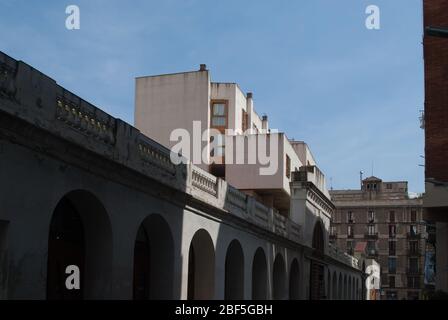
[246,92,254,133]
[262,114,269,131]
[199,64,207,71]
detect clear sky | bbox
[0,0,425,193]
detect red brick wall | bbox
[424,0,448,182]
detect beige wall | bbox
[135,70,210,170]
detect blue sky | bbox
[0,0,425,192]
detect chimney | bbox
[246,92,254,133]
[262,114,269,130]
[199,64,207,71]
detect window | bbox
[411,210,417,222]
[210,134,225,158]
[381,274,389,285]
[389,225,397,238]
[409,258,419,273]
[388,257,397,274]
[389,276,395,288]
[330,226,337,236]
[347,225,354,238]
[367,240,376,255]
[410,225,418,236]
[347,211,354,223]
[408,277,420,289]
[386,183,392,189]
[286,155,291,179]
[389,211,395,223]
[211,101,227,129]
[389,241,396,256]
[242,110,248,132]
[368,225,376,235]
[409,241,419,255]
[368,210,375,223]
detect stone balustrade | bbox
[0,50,361,271]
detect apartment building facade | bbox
[134,64,330,218]
[330,177,425,300]
[133,64,353,299]
[422,0,448,293]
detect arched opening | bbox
[188,229,215,299]
[47,190,112,300]
[326,270,331,300]
[310,221,325,300]
[332,271,337,300]
[348,277,352,300]
[312,221,325,254]
[252,248,267,300]
[343,275,347,300]
[273,254,287,300]
[338,273,343,300]
[289,259,300,300]
[133,214,174,299]
[356,278,359,300]
[225,240,244,300]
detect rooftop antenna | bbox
[330,177,333,190]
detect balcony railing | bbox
[407,268,420,275]
[407,232,420,239]
[407,249,420,256]
[365,232,378,239]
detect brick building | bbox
[422,0,448,293]
[330,177,425,300]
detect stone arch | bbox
[252,247,268,299]
[224,239,244,300]
[289,258,300,300]
[338,273,343,299]
[273,253,287,300]
[133,214,174,299]
[188,229,215,299]
[47,190,112,299]
[312,220,325,254]
[348,277,352,300]
[332,271,337,299]
[343,274,347,300]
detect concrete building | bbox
[330,177,425,300]
[135,66,329,218]
[0,51,362,299]
[422,0,448,293]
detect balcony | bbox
[407,249,420,256]
[330,233,338,239]
[407,268,420,275]
[407,232,420,239]
[365,232,378,239]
